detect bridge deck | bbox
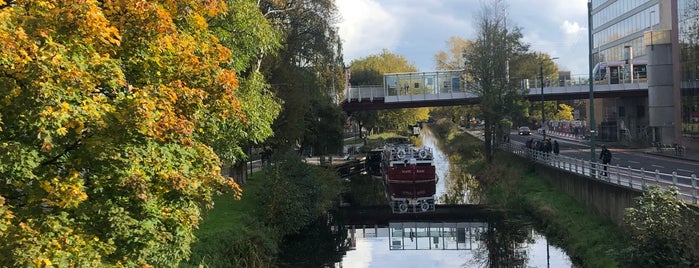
[343,71,649,112]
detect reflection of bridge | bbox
[347,221,488,251]
[340,205,503,251]
[341,70,648,112]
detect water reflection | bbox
[278,215,352,268]
[471,220,532,267]
[385,222,486,251]
[340,219,572,268]
[331,130,572,267]
[421,130,481,205]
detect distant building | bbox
[590,0,699,148]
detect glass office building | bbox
[591,0,699,145]
[591,0,659,64]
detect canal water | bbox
[332,130,574,267]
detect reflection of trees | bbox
[470,220,534,268]
[277,215,351,267]
[680,0,699,81]
[680,0,699,133]
[441,161,484,205]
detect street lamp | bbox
[540,56,558,141]
[588,0,597,170]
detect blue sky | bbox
[337,0,590,76]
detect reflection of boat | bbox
[380,140,437,213]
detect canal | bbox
[280,130,574,267]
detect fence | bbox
[500,143,699,204]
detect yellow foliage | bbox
[39,171,88,209]
[0,0,273,265]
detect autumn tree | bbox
[552,103,575,121]
[257,0,346,155]
[0,0,279,266]
[463,0,530,162]
[507,52,558,127]
[432,36,479,126]
[349,50,430,136]
[206,0,282,164]
[434,36,472,70]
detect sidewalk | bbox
[545,130,699,163]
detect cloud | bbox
[337,0,402,63]
[561,20,585,35]
[337,0,590,74]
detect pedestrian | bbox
[599,145,612,176]
[553,140,559,155]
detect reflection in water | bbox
[339,219,571,267]
[278,215,351,268]
[332,129,571,267]
[471,220,533,268]
[421,130,482,205]
[386,222,486,251]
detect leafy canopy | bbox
[0,0,279,266]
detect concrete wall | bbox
[535,165,642,225]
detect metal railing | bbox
[500,143,699,204]
[344,85,385,102]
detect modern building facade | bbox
[590,0,699,149]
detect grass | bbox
[513,168,627,267]
[183,173,276,268]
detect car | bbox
[518,126,531,135]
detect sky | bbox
[337,0,590,76]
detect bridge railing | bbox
[500,143,699,204]
[345,85,385,102]
[345,72,650,103]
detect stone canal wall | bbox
[535,164,642,225]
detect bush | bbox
[185,151,343,267]
[622,186,699,267]
[251,151,343,237]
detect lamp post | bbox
[588,0,597,170]
[540,56,558,141]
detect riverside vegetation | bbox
[428,118,698,268]
[183,151,344,267]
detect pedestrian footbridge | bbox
[342,70,649,112]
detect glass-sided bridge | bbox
[342,70,649,112]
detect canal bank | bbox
[428,120,628,267]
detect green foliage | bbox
[186,154,344,267]
[343,175,386,206]
[260,0,346,153]
[252,151,343,236]
[378,108,430,133]
[622,186,699,267]
[210,0,282,72]
[463,0,530,162]
[186,184,277,268]
[514,170,624,268]
[304,97,346,155]
[349,49,419,84]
